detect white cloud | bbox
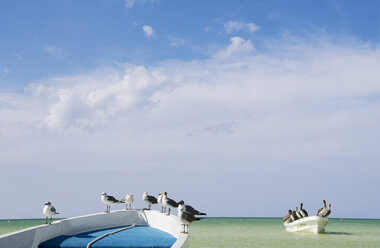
[2,36,380,218]
[125,0,135,8]
[224,21,260,34]
[214,36,255,59]
[125,0,157,8]
[143,25,154,38]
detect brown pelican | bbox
[323,203,332,217]
[300,203,308,217]
[317,200,328,217]
[295,207,303,219]
[283,210,291,222]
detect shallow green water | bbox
[189,218,380,248]
[1,218,380,247]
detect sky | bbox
[1,0,380,219]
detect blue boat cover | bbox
[38,226,177,248]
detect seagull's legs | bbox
[148,204,151,210]
[167,208,171,215]
[45,217,48,224]
[49,217,52,225]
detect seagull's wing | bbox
[182,211,201,222]
[147,195,158,204]
[186,204,206,215]
[108,195,120,203]
[51,206,56,212]
[167,198,178,207]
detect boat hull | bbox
[0,210,189,248]
[284,216,328,233]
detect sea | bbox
[1,217,380,247]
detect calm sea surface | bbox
[1,218,380,247]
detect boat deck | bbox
[38,225,177,248]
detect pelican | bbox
[290,209,298,221]
[323,203,332,217]
[300,203,308,217]
[295,207,302,219]
[317,200,328,217]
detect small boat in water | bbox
[284,215,328,233]
[0,209,189,248]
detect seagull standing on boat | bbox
[300,203,308,217]
[323,203,332,217]
[43,202,59,224]
[177,200,206,216]
[157,192,166,213]
[295,207,303,219]
[122,193,134,210]
[101,192,121,212]
[142,192,158,210]
[162,192,178,215]
[178,202,202,233]
[317,200,328,217]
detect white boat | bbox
[0,210,189,248]
[284,215,328,233]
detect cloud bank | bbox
[1,36,380,218]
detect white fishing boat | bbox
[0,210,189,248]
[284,215,328,233]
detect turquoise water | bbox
[2,218,380,247]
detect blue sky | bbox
[1,0,380,219]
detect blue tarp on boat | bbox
[38,226,176,248]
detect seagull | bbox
[142,192,158,210]
[295,207,303,219]
[323,203,332,217]
[101,192,121,212]
[157,192,166,213]
[317,200,328,217]
[300,203,308,217]
[178,203,202,233]
[43,202,59,225]
[177,200,206,216]
[122,193,134,210]
[162,192,178,215]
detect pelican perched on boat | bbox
[295,207,302,219]
[317,200,328,217]
[323,203,331,217]
[283,210,292,222]
[290,209,298,221]
[300,203,308,217]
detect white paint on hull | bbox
[284,215,328,233]
[0,210,189,248]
